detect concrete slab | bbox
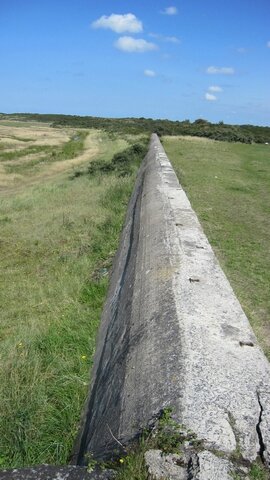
[144,449,187,479]
[191,451,234,480]
[0,466,115,480]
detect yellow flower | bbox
[119,458,124,464]
[81,355,87,360]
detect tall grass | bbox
[0,132,147,468]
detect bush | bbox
[72,141,149,180]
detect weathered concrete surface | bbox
[74,134,270,473]
[144,449,236,480]
[144,449,187,479]
[189,451,234,480]
[0,466,115,480]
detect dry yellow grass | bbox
[0,121,70,149]
[0,123,105,194]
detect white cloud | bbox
[161,6,178,15]
[208,85,223,92]
[92,13,143,33]
[149,33,180,43]
[206,66,235,75]
[267,41,270,48]
[205,92,217,101]
[144,69,156,77]
[115,36,158,53]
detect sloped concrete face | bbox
[75,134,270,471]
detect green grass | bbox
[52,131,88,161]
[107,409,190,480]
[0,145,53,162]
[162,136,270,357]
[0,130,146,468]
[249,462,269,479]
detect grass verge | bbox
[162,136,270,358]
[0,130,148,468]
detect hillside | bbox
[1,113,270,144]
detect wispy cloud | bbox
[208,85,223,92]
[206,66,235,75]
[144,69,156,77]
[149,33,180,44]
[160,6,178,15]
[92,13,143,33]
[166,36,180,43]
[267,41,270,48]
[237,47,247,54]
[115,36,158,53]
[161,53,171,60]
[205,92,217,101]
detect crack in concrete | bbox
[256,392,266,464]
[187,453,200,479]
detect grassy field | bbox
[1,122,269,477]
[163,136,270,358]
[0,121,148,468]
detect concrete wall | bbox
[75,134,270,468]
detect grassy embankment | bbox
[0,121,148,468]
[163,136,270,358]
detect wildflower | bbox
[119,458,124,464]
[81,355,87,360]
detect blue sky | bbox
[0,0,269,125]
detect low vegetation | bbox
[89,408,268,480]
[1,112,270,144]
[0,123,149,468]
[163,136,270,358]
[72,140,148,179]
